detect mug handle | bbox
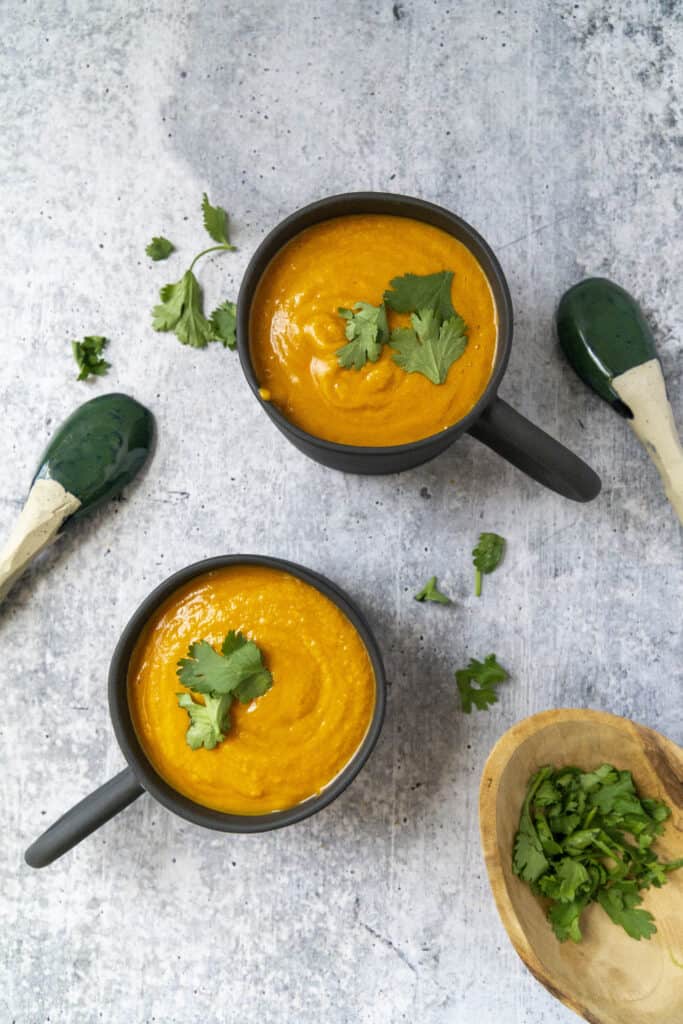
[25,767,144,869]
[468,397,601,502]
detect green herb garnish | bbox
[384,270,456,320]
[200,192,234,248]
[338,270,468,383]
[455,654,509,712]
[176,691,233,751]
[414,576,451,604]
[472,532,505,596]
[72,335,110,381]
[176,630,272,750]
[152,194,236,349]
[336,302,389,369]
[513,764,683,943]
[145,236,174,261]
[209,300,237,349]
[390,307,467,385]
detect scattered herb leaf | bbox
[72,335,110,381]
[472,532,505,596]
[384,270,456,320]
[146,236,174,261]
[513,764,682,943]
[210,301,237,349]
[177,632,271,697]
[201,192,234,248]
[455,654,509,712]
[176,631,272,750]
[336,302,389,369]
[152,195,236,349]
[152,271,215,348]
[414,576,451,604]
[390,308,468,384]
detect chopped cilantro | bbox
[145,236,174,261]
[513,764,682,943]
[72,335,110,381]
[414,576,451,604]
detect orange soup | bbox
[128,566,376,814]
[250,214,497,446]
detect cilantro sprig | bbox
[391,307,467,385]
[72,335,110,381]
[145,236,174,261]
[151,194,237,350]
[176,630,272,750]
[455,654,509,712]
[337,302,389,369]
[385,270,467,383]
[210,301,237,349]
[513,764,683,943]
[414,576,451,605]
[472,532,505,596]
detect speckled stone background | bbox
[1,1,681,1021]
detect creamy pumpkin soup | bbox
[128,565,375,814]
[250,214,497,446]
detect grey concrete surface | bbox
[1,1,681,1021]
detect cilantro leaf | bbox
[588,771,641,817]
[176,691,232,750]
[210,301,237,349]
[472,532,505,597]
[538,858,590,902]
[384,270,456,320]
[152,270,216,348]
[146,236,174,261]
[390,308,468,385]
[201,192,234,247]
[219,630,272,702]
[177,632,272,697]
[71,335,110,381]
[336,302,389,369]
[414,576,451,604]
[548,899,587,943]
[579,764,618,791]
[455,654,509,713]
[597,884,657,941]
[176,639,237,695]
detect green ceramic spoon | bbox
[0,393,154,600]
[557,277,683,524]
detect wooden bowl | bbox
[479,708,683,1024]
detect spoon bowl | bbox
[479,709,683,1024]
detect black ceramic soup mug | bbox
[25,555,387,869]
[237,192,601,502]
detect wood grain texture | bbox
[480,709,683,1024]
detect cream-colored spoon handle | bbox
[0,479,81,601]
[612,358,683,525]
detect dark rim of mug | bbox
[109,554,387,834]
[236,191,514,455]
